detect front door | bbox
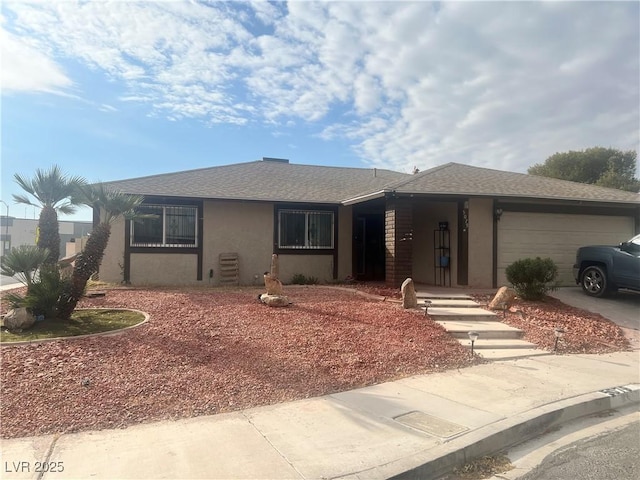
[354,214,385,281]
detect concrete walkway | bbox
[417,290,547,361]
[2,352,638,480]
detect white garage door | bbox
[497,212,635,286]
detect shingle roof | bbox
[103,160,639,206]
[379,163,639,204]
[102,160,409,204]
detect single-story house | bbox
[98,158,639,288]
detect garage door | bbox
[497,212,635,286]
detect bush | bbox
[291,273,319,285]
[6,266,71,319]
[505,257,558,300]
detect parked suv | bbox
[574,234,640,297]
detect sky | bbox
[1,0,639,222]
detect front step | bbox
[456,338,537,350]
[427,307,497,322]
[417,293,473,300]
[421,299,479,308]
[435,320,525,340]
[476,349,552,360]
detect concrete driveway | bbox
[550,287,639,331]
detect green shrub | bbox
[505,257,558,300]
[291,273,319,285]
[6,266,71,319]
[291,273,306,284]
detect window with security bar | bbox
[278,210,334,249]
[131,205,197,247]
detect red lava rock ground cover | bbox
[0,286,473,439]
[472,294,631,354]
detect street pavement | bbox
[0,275,22,291]
[513,420,639,480]
[1,286,639,479]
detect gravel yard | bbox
[471,294,631,354]
[1,286,472,439]
[0,286,630,439]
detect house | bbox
[0,216,92,259]
[98,158,639,288]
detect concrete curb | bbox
[0,308,150,347]
[347,384,640,480]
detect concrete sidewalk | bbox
[2,351,638,480]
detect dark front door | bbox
[354,214,385,281]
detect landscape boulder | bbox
[401,278,418,309]
[259,294,291,307]
[3,308,36,331]
[489,286,517,310]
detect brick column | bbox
[385,197,413,287]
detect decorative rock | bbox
[489,286,517,310]
[270,254,279,280]
[259,294,291,307]
[401,278,418,309]
[264,273,284,295]
[3,308,36,331]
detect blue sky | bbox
[2,0,639,222]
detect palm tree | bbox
[57,184,144,320]
[13,165,86,264]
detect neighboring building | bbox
[0,216,92,259]
[97,158,639,288]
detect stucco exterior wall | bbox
[130,254,198,285]
[99,216,125,284]
[203,200,274,286]
[412,201,458,286]
[467,197,494,288]
[100,200,352,286]
[279,255,334,284]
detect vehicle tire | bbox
[581,265,608,297]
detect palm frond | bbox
[11,194,39,208]
[0,245,50,286]
[56,202,78,215]
[79,184,145,224]
[13,165,87,210]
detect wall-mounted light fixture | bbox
[495,208,503,221]
[462,200,470,232]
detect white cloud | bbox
[0,14,72,94]
[2,1,638,174]
[99,103,117,113]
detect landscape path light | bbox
[468,331,479,357]
[423,300,432,317]
[554,327,565,352]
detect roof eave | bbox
[392,190,640,205]
[341,190,387,206]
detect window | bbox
[131,205,197,247]
[278,209,334,249]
